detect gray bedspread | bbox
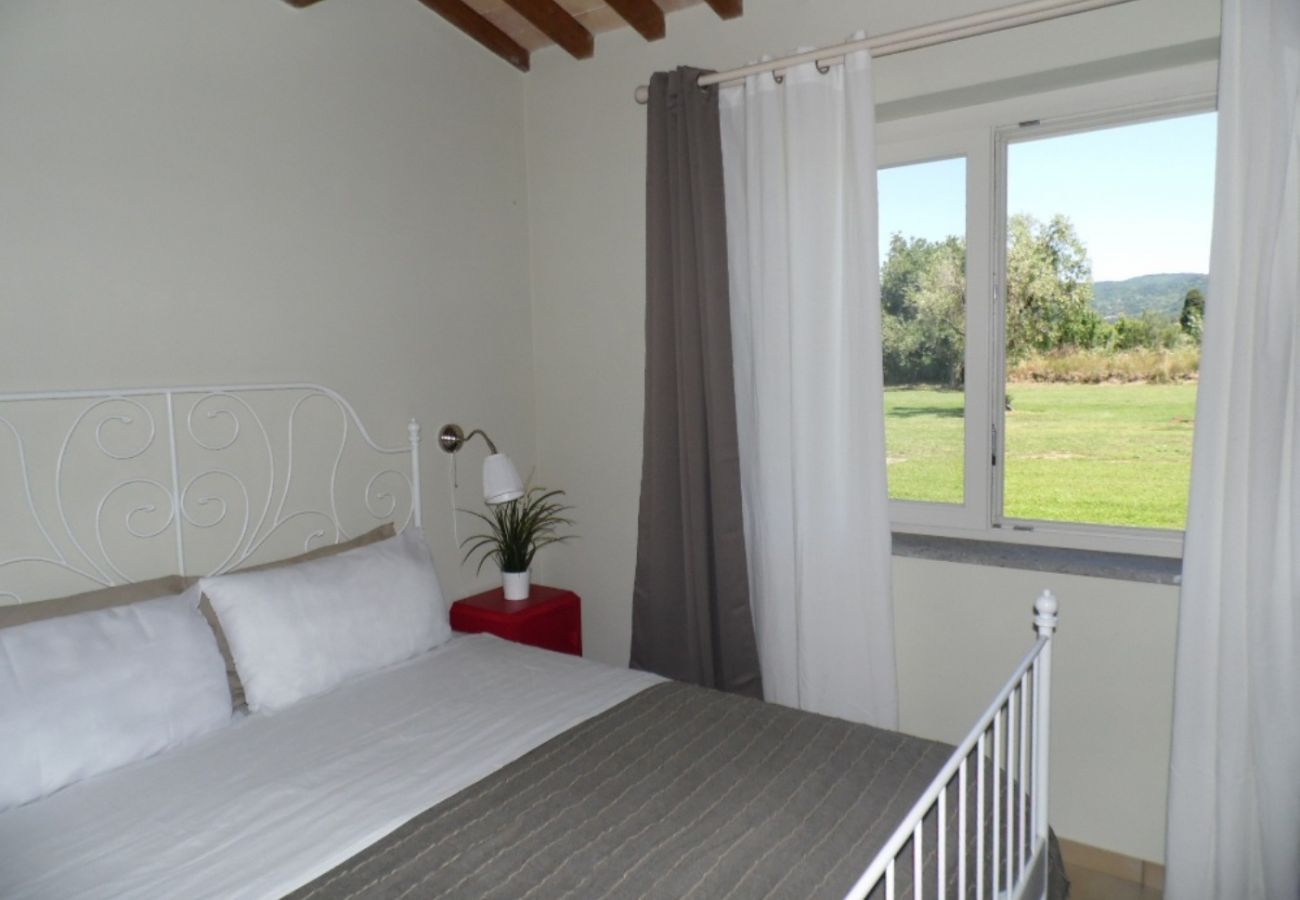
[289,681,1067,900]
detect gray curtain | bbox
[630,67,762,699]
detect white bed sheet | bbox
[0,634,662,900]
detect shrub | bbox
[1112,311,1185,351]
[1009,346,1200,384]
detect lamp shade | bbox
[482,453,524,505]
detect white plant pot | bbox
[502,570,531,601]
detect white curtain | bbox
[1165,0,1300,897]
[718,47,898,728]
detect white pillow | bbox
[0,585,232,811]
[200,526,450,714]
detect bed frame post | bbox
[1033,590,1058,862]
[408,419,423,529]
[164,390,186,577]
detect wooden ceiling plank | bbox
[603,0,665,41]
[480,10,553,52]
[500,0,594,59]
[414,0,531,70]
[703,0,741,20]
[575,7,630,32]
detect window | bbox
[879,102,1217,555]
[878,157,967,507]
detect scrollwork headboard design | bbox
[0,384,422,604]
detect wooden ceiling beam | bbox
[603,0,665,41]
[703,0,742,20]
[282,0,529,72]
[500,0,594,59]
[414,0,531,71]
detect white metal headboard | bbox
[0,383,421,604]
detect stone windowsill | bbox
[891,532,1183,585]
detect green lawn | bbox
[884,382,1197,529]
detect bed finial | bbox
[1034,589,1059,637]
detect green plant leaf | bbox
[457,485,576,576]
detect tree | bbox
[1004,213,1100,362]
[878,213,1190,386]
[1179,288,1206,341]
[880,234,966,386]
[907,239,966,385]
[880,234,933,318]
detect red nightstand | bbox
[450,584,582,656]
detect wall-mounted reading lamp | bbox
[437,424,525,505]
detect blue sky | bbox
[877,112,1218,282]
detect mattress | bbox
[0,634,662,900]
[288,680,1069,900]
[288,680,954,900]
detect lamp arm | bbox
[464,428,499,454]
[437,423,501,455]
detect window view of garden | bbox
[879,112,1216,531]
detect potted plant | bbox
[461,487,575,600]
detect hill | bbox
[1092,273,1207,320]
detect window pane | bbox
[878,157,967,505]
[1003,113,1216,530]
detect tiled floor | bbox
[1069,865,1163,900]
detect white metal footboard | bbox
[844,591,1059,900]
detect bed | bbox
[0,384,1064,900]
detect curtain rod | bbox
[633,0,1138,104]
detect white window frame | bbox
[878,130,993,533]
[878,67,1218,558]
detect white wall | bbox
[894,558,1179,865]
[0,0,533,600]
[522,0,1218,864]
